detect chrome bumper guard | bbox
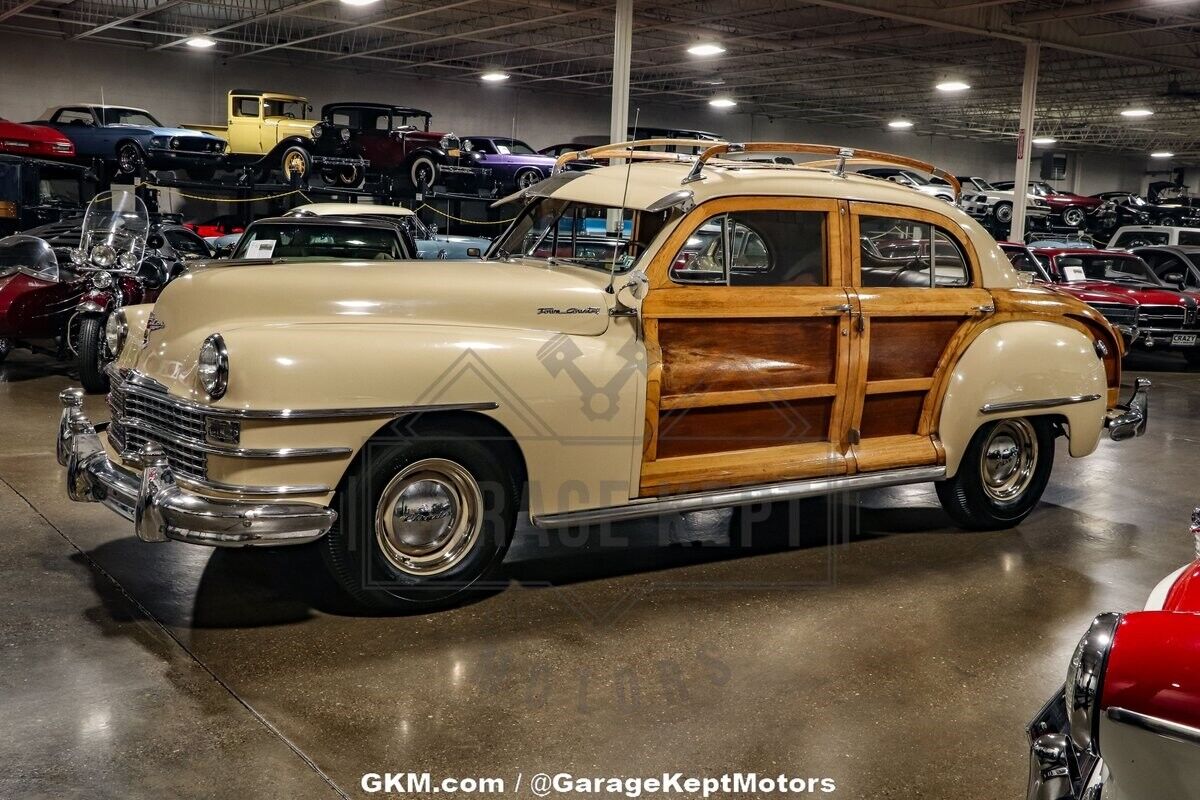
[58,389,336,547]
[1026,690,1098,800]
[1105,377,1150,441]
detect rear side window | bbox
[233,97,260,118]
[858,215,970,287]
[1179,232,1200,246]
[669,210,826,286]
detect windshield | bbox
[80,189,148,271]
[101,108,162,127]
[971,178,994,191]
[1056,254,1162,285]
[233,222,405,261]
[0,234,59,282]
[489,197,676,273]
[262,99,307,120]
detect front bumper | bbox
[1026,690,1102,800]
[1105,377,1150,441]
[145,148,225,169]
[57,388,336,547]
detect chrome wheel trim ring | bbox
[980,418,1038,503]
[374,458,483,576]
[517,170,539,189]
[284,150,306,177]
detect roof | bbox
[321,102,431,116]
[229,89,306,100]
[285,203,414,217]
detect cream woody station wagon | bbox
[58,140,1149,610]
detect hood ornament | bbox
[142,313,165,347]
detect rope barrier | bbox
[416,203,515,226]
[144,185,309,203]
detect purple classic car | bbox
[461,137,556,190]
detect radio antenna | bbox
[607,106,640,294]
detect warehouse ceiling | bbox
[6,0,1200,154]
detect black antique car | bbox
[0,189,210,390]
[0,154,94,236]
[1091,191,1200,229]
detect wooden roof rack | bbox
[681,142,961,198]
[552,138,728,175]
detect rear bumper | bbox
[1105,377,1150,441]
[57,388,336,547]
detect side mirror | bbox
[216,245,235,258]
[146,233,165,250]
[466,247,482,258]
[1164,272,1184,284]
[615,273,649,311]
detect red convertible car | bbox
[993,180,1103,228]
[1026,510,1200,800]
[1031,246,1200,361]
[0,117,74,159]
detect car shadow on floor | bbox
[72,494,962,628]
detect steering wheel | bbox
[889,257,932,286]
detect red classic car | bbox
[1026,510,1200,800]
[1032,246,1200,361]
[0,117,75,159]
[993,180,1103,228]
[999,243,1139,343]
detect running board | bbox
[531,466,947,528]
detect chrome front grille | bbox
[1087,302,1138,329]
[108,382,208,481]
[1137,304,1188,331]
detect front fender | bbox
[113,303,154,369]
[938,320,1107,476]
[131,321,646,516]
[77,289,114,314]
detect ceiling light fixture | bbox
[1032,136,1057,145]
[687,43,726,57]
[480,71,510,82]
[887,120,914,129]
[935,80,971,92]
[1151,151,1175,158]
[709,97,737,108]
[1120,108,1154,118]
[185,36,216,48]
[339,0,380,5]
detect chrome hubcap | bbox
[980,418,1038,503]
[284,153,306,177]
[374,458,482,576]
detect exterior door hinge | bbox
[849,428,861,445]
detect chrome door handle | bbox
[823,303,852,313]
[975,304,996,314]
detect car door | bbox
[639,197,855,497]
[51,107,100,157]
[228,96,261,154]
[846,202,992,472]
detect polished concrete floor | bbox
[1,348,1195,799]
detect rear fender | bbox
[938,320,1107,476]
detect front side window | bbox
[669,210,826,286]
[490,197,674,273]
[1002,247,1049,281]
[1179,232,1200,246]
[233,98,260,118]
[233,223,405,261]
[859,215,970,287]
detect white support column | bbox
[609,0,632,146]
[1010,42,1040,241]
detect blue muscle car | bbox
[34,105,226,179]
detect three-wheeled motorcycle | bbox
[0,189,176,392]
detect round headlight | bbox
[197,333,229,399]
[311,124,323,139]
[170,137,181,150]
[440,135,451,149]
[90,244,116,267]
[105,311,127,357]
[119,251,138,270]
[91,270,113,289]
[69,247,84,265]
[1065,612,1121,754]
[339,128,350,143]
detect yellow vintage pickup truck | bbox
[186,89,366,186]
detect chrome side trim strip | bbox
[1107,707,1200,747]
[114,416,351,458]
[118,369,498,420]
[531,465,946,528]
[980,394,1102,415]
[175,475,331,497]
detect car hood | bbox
[1060,279,1190,306]
[106,124,219,139]
[1050,284,1138,305]
[143,257,612,348]
[433,233,492,247]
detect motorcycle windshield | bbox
[80,189,148,271]
[0,234,60,283]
